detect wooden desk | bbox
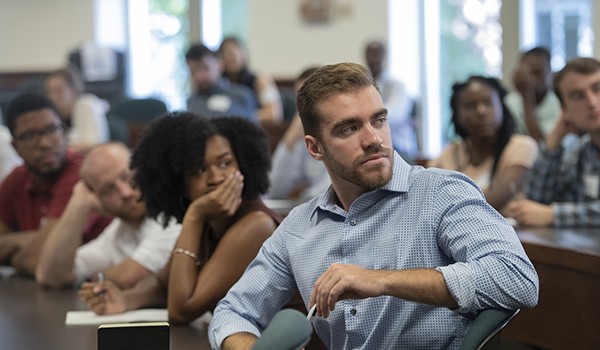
[0,274,211,350]
[504,227,600,350]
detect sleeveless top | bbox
[198,197,281,264]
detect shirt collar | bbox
[313,152,412,215]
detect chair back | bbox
[109,98,167,122]
[459,309,520,350]
[108,98,167,147]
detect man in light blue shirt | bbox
[209,63,539,349]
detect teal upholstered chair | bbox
[106,114,129,144]
[459,309,520,350]
[108,98,167,147]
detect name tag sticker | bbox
[207,95,232,112]
[583,174,599,199]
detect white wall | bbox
[0,0,95,70]
[2,0,599,77]
[246,0,388,78]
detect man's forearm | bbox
[35,201,92,287]
[222,332,258,350]
[383,268,458,309]
[11,221,57,276]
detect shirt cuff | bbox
[210,320,261,349]
[436,262,476,313]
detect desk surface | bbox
[506,226,600,349]
[516,226,600,257]
[0,274,211,350]
[1,227,597,350]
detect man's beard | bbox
[323,145,393,192]
[27,164,62,181]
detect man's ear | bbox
[305,135,324,161]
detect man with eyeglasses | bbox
[0,94,111,274]
[35,142,181,289]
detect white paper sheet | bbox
[65,309,168,325]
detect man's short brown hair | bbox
[553,57,600,105]
[297,62,377,138]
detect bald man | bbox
[36,142,181,289]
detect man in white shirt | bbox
[35,142,181,288]
[0,124,22,183]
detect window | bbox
[389,0,502,158]
[528,0,593,70]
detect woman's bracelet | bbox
[173,248,200,266]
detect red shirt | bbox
[0,151,110,243]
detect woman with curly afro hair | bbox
[428,76,538,215]
[79,113,282,324]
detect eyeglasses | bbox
[14,124,65,147]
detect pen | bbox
[307,304,317,320]
[96,272,105,298]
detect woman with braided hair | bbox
[429,76,539,215]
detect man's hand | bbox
[308,264,386,318]
[71,181,103,214]
[506,199,554,227]
[513,63,536,97]
[546,112,579,150]
[187,172,244,222]
[0,242,19,265]
[0,232,35,266]
[78,281,126,315]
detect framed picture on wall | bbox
[300,0,331,23]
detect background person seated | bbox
[35,142,181,289]
[43,67,110,151]
[267,66,330,201]
[507,57,600,227]
[219,36,283,124]
[185,43,257,121]
[505,46,561,142]
[429,76,538,215]
[0,94,110,273]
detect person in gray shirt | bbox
[185,43,257,121]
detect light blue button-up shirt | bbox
[209,153,539,350]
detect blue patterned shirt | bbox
[525,135,600,227]
[209,153,539,350]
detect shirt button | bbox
[350,308,357,316]
[349,219,357,226]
